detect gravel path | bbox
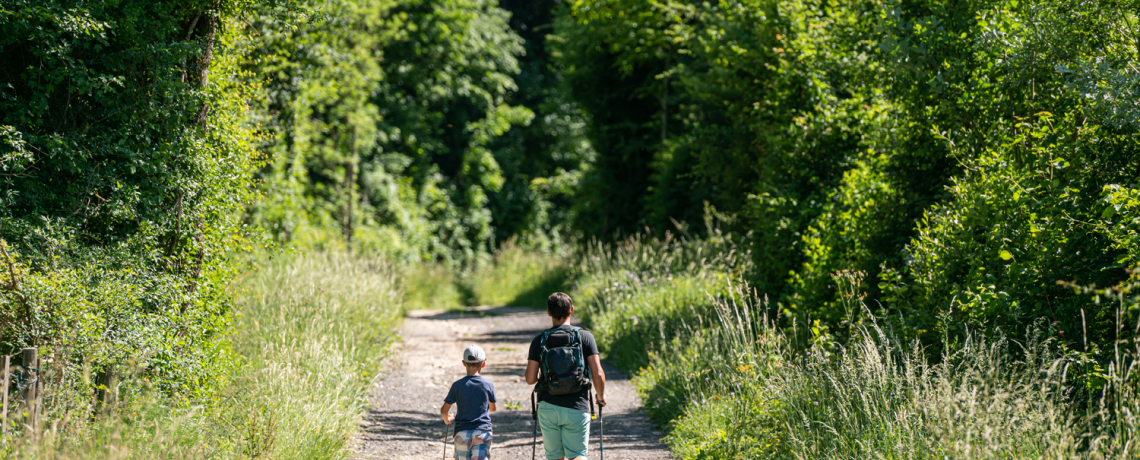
[355,306,674,460]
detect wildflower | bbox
[729,392,735,397]
[813,401,819,406]
[718,373,723,378]
[705,377,710,381]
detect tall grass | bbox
[401,263,464,310]
[465,239,570,307]
[572,235,1140,459]
[572,231,750,374]
[0,252,403,459]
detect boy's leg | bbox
[537,402,565,460]
[469,430,493,460]
[454,429,473,460]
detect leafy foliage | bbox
[244,0,590,265]
[553,0,1140,349]
[0,0,261,417]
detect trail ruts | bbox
[355,306,673,460]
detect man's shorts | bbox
[454,429,493,460]
[537,401,591,459]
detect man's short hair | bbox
[548,292,573,319]
[465,361,483,369]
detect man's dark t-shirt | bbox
[527,325,599,412]
[444,375,497,432]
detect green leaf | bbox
[999,250,1013,261]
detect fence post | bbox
[20,348,36,433]
[33,357,42,437]
[2,354,8,441]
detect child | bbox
[442,345,498,460]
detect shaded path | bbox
[355,306,673,459]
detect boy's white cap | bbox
[462,345,486,363]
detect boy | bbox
[442,345,498,460]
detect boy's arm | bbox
[586,355,606,406]
[440,403,453,425]
[489,383,498,412]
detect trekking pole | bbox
[594,391,604,460]
[531,390,538,460]
[599,403,605,460]
[442,418,450,460]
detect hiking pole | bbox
[442,418,450,460]
[531,390,538,460]
[599,403,605,460]
[598,394,605,460]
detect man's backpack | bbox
[538,327,592,396]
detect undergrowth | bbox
[572,235,1140,459]
[0,252,403,459]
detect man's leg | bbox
[537,402,566,460]
[558,406,590,460]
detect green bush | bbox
[881,111,1138,351]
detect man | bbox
[526,292,607,460]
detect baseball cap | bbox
[462,345,486,364]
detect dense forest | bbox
[1,0,1139,457]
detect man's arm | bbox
[440,403,453,424]
[525,360,540,385]
[586,355,606,406]
[489,402,497,412]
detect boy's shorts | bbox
[454,429,493,460]
[537,401,590,459]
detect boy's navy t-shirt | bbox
[444,375,497,432]
[527,325,599,412]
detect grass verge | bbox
[1,252,403,459]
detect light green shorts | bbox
[537,401,591,459]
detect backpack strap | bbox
[538,329,555,382]
[570,327,591,379]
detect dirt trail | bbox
[355,306,674,460]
